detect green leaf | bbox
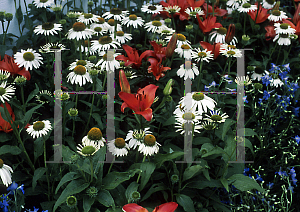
[26,83,39,104]
[176,194,195,212]
[16,6,23,24]
[222,119,235,140]
[162,116,175,126]
[0,145,22,155]
[34,136,44,163]
[92,113,104,129]
[222,132,236,163]
[237,128,257,137]
[53,179,89,212]
[183,165,203,182]
[193,137,211,145]
[96,189,114,207]
[102,170,140,190]
[202,146,224,158]
[228,174,266,194]
[96,78,103,91]
[105,208,123,212]
[32,167,47,191]
[22,104,43,124]
[187,178,223,190]
[55,172,80,194]
[220,177,229,192]
[139,162,156,191]
[125,182,139,201]
[245,138,254,155]
[83,196,95,212]
[153,151,184,168]
[0,133,12,143]
[0,106,11,123]
[140,183,166,202]
[0,45,6,60]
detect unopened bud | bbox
[165,18,172,25]
[59,19,66,25]
[88,1,94,6]
[163,79,174,96]
[166,33,177,58]
[119,69,131,93]
[5,13,13,21]
[0,11,5,22]
[225,24,235,44]
[88,55,97,62]
[242,35,250,41]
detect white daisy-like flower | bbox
[175,44,193,59]
[144,20,166,33]
[165,33,191,48]
[34,22,62,36]
[204,109,229,123]
[179,92,217,115]
[77,13,100,25]
[177,62,199,80]
[191,48,214,63]
[90,35,121,53]
[274,23,296,35]
[262,0,275,9]
[125,128,152,149]
[164,5,181,14]
[264,71,284,87]
[50,3,62,12]
[82,127,106,147]
[268,10,288,22]
[66,65,93,86]
[141,3,164,14]
[35,90,52,104]
[107,138,129,157]
[103,8,129,21]
[66,11,82,19]
[175,121,202,135]
[14,48,43,70]
[95,17,111,29]
[0,69,10,81]
[200,120,217,131]
[77,40,95,55]
[96,51,120,71]
[123,70,137,79]
[138,134,161,156]
[106,21,123,33]
[174,104,202,125]
[77,139,102,157]
[40,43,66,53]
[219,44,242,58]
[273,34,292,45]
[210,27,227,43]
[251,72,263,81]
[26,120,52,139]
[238,3,257,13]
[33,0,55,8]
[0,81,15,103]
[121,14,144,28]
[0,159,13,187]
[235,75,252,86]
[69,59,94,71]
[155,25,175,35]
[110,31,132,44]
[185,7,205,17]
[66,22,94,41]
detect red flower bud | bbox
[225,24,235,44]
[166,33,178,58]
[119,69,131,94]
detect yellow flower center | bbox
[0,159,3,168]
[98,36,113,45]
[83,40,91,47]
[66,196,77,206]
[81,146,96,155]
[0,87,6,96]
[87,127,102,140]
[94,27,102,32]
[115,138,125,148]
[148,5,157,10]
[84,13,93,19]
[228,45,236,49]
[107,19,115,26]
[192,92,204,101]
[23,52,35,61]
[279,34,289,38]
[42,22,54,30]
[144,134,156,146]
[116,31,124,36]
[181,44,190,49]
[129,14,137,20]
[74,65,86,75]
[152,21,162,26]
[182,112,195,120]
[72,22,86,31]
[177,33,186,41]
[98,17,105,24]
[227,50,236,55]
[110,8,122,15]
[198,52,207,57]
[33,121,45,131]
[217,27,227,35]
[272,10,281,16]
[76,60,87,66]
[211,114,222,121]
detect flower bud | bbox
[59,19,66,25]
[88,1,94,6]
[88,55,97,62]
[119,69,131,93]
[68,108,78,117]
[273,1,280,10]
[163,79,174,96]
[225,24,235,44]
[186,24,193,32]
[242,35,250,42]
[247,66,255,71]
[166,33,177,58]
[4,13,13,21]
[0,11,5,22]
[165,18,172,25]
[254,83,263,90]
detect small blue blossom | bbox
[255,174,263,182]
[287,185,294,193]
[269,63,280,73]
[263,90,271,100]
[281,63,290,72]
[292,107,300,117]
[7,181,18,193]
[243,96,248,103]
[243,167,250,176]
[209,81,218,87]
[261,74,272,86]
[293,135,300,144]
[204,85,209,91]
[258,98,263,106]
[287,82,299,94]
[275,167,288,179]
[266,182,274,189]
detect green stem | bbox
[102,73,107,89]
[153,97,167,114]
[84,83,95,134]
[282,45,292,65]
[136,155,146,183]
[133,113,141,129]
[20,85,25,113]
[75,84,79,108]
[77,162,88,182]
[276,45,282,65]
[197,60,203,91]
[227,57,232,76]
[89,157,94,183]
[107,157,115,174]
[44,137,51,201]
[243,13,246,36]
[171,14,176,31]
[269,42,277,61]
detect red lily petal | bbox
[134,108,153,122]
[152,202,178,212]
[137,84,159,111]
[0,55,31,80]
[123,203,148,212]
[0,102,15,133]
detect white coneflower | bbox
[273,34,292,46]
[125,128,152,149]
[268,10,288,22]
[174,121,202,135]
[106,19,123,33]
[165,33,191,48]
[14,48,43,70]
[177,62,199,80]
[110,31,132,44]
[235,75,252,86]
[82,127,106,147]
[219,44,242,58]
[173,104,202,125]
[262,0,275,9]
[210,27,227,44]
[107,138,129,157]
[179,92,216,115]
[164,5,181,14]
[185,7,205,17]
[144,20,166,33]
[103,8,129,21]
[204,109,229,123]
[141,3,164,14]
[121,14,144,28]
[34,22,62,36]
[95,17,111,29]
[90,23,108,36]
[33,0,54,8]
[40,43,66,53]
[96,51,120,71]
[66,22,94,41]
[35,90,53,104]
[77,13,100,25]
[26,120,52,139]
[68,59,94,71]
[90,35,121,53]
[175,44,193,59]
[0,159,13,187]
[156,25,175,35]
[0,70,10,81]
[66,65,93,86]
[77,139,101,157]
[264,71,284,87]
[238,3,257,13]
[191,48,214,63]
[274,23,296,35]
[138,134,161,156]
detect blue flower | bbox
[243,96,248,103]
[263,90,271,100]
[287,82,299,94]
[255,174,263,182]
[275,167,288,179]
[27,207,39,212]
[204,85,209,91]
[293,135,300,144]
[209,81,218,87]
[292,107,300,117]
[0,195,9,212]
[269,63,280,73]
[7,181,18,193]
[261,74,271,86]
[243,167,250,176]
[266,182,274,189]
[287,185,294,193]
[281,63,290,72]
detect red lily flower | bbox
[293,4,300,25]
[0,54,31,80]
[115,45,146,69]
[118,84,159,121]
[148,58,171,80]
[202,3,227,17]
[159,0,190,20]
[186,0,205,8]
[200,41,221,59]
[119,69,131,93]
[143,41,167,63]
[0,102,15,133]
[123,202,178,212]
[196,14,222,34]
[264,25,276,41]
[248,2,269,24]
